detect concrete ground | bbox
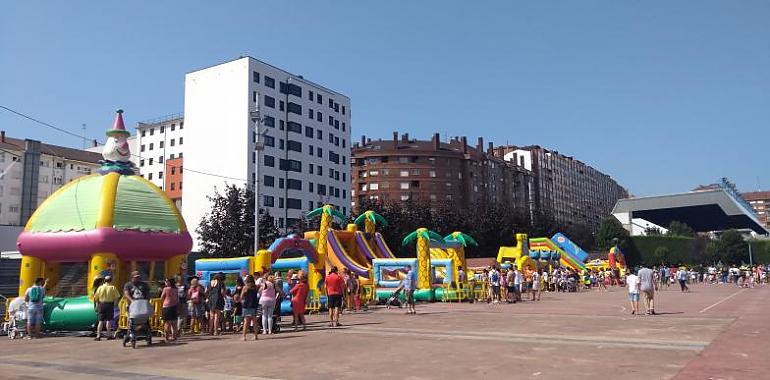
[1,283,768,380]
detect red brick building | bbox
[351,132,534,214]
[164,157,183,210]
[742,191,770,229]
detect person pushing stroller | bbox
[122,271,154,348]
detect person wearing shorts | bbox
[160,278,179,342]
[638,265,656,315]
[187,277,206,333]
[325,267,345,327]
[93,275,120,340]
[626,269,640,315]
[402,265,416,314]
[240,275,259,340]
[24,277,47,339]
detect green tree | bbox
[667,221,695,237]
[706,229,748,265]
[652,246,670,266]
[196,184,279,257]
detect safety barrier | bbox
[117,297,164,335]
[306,289,322,314]
[360,284,375,306]
[438,282,471,302]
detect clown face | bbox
[102,134,131,162]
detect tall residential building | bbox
[351,132,534,214]
[494,145,628,231]
[0,131,102,226]
[741,191,770,229]
[135,114,185,209]
[184,56,351,249]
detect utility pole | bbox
[81,123,87,149]
[251,108,266,253]
[748,242,753,266]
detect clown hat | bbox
[106,109,131,137]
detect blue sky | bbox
[1,1,768,196]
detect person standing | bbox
[514,266,523,302]
[160,278,179,342]
[258,275,277,335]
[206,273,226,335]
[325,267,345,327]
[531,269,542,301]
[626,269,640,315]
[187,276,206,334]
[174,276,188,338]
[677,267,690,292]
[488,266,501,304]
[638,265,657,315]
[24,277,47,339]
[93,275,120,340]
[402,264,416,314]
[290,274,309,330]
[240,275,259,341]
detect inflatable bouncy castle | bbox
[16,110,192,330]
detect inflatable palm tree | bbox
[307,205,346,264]
[444,232,478,276]
[353,210,388,235]
[402,227,444,289]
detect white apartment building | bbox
[0,132,102,226]
[184,57,352,249]
[134,114,185,190]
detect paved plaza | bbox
[1,284,767,380]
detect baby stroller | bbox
[566,277,578,293]
[256,299,282,334]
[123,299,153,348]
[385,286,403,309]
[6,298,27,340]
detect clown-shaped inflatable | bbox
[16,109,192,331]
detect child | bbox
[223,289,234,332]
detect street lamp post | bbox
[250,108,267,253]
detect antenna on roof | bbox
[81,123,87,149]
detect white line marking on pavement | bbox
[699,288,746,313]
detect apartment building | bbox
[495,145,628,231]
[742,191,770,229]
[351,132,534,214]
[0,131,102,226]
[183,56,351,248]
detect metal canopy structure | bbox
[612,189,769,235]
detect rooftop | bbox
[742,191,770,201]
[0,132,102,164]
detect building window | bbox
[279,178,284,189]
[264,135,275,147]
[149,158,154,165]
[148,173,153,180]
[400,182,410,190]
[308,108,314,119]
[140,160,145,167]
[316,130,322,140]
[149,143,154,151]
[159,156,164,164]
[317,147,322,157]
[316,111,322,122]
[342,122,346,132]
[287,198,302,209]
[308,200,314,210]
[317,93,322,104]
[279,159,302,172]
[264,95,275,108]
[287,179,302,190]
[265,76,275,88]
[308,145,314,157]
[158,172,163,179]
[171,167,176,175]
[328,98,334,109]
[170,183,176,191]
[264,116,275,127]
[342,105,346,115]
[309,182,314,192]
[328,151,339,164]
[334,120,339,130]
[279,101,284,111]
[264,175,275,187]
[309,163,314,174]
[253,71,260,83]
[280,82,302,97]
[400,171,409,177]
[287,122,302,134]
[170,139,175,147]
[305,126,314,138]
[287,140,302,152]
[150,128,155,136]
[400,195,409,201]
[317,165,322,176]
[279,198,284,208]
[370,183,379,190]
[317,184,326,195]
[308,90,314,101]
[141,130,146,137]
[253,91,257,103]
[160,126,165,133]
[287,102,302,115]
[328,116,333,126]
[263,195,274,207]
[430,170,437,177]
[264,155,275,167]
